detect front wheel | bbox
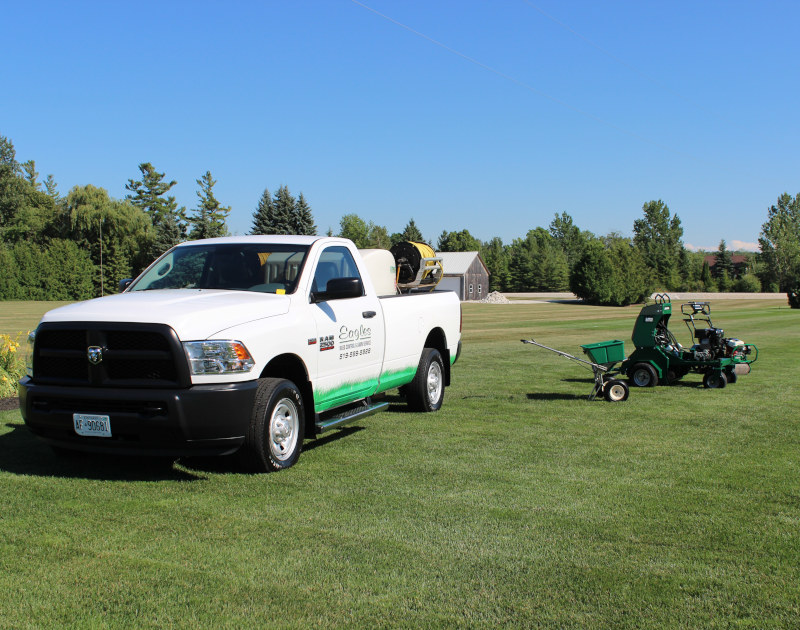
[603,379,630,402]
[703,371,727,389]
[408,348,445,412]
[241,378,305,472]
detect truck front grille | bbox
[33,322,190,388]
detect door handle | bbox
[362,311,377,319]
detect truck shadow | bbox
[178,427,364,474]
[0,422,204,481]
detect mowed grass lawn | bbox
[1,297,798,628]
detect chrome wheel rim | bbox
[427,360,443,405]
[269,397,299,462]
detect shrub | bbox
[570,240,653,306]
[0,332,25,398]
[734,274,762,293]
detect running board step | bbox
[314,401,389,435]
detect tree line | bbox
[1,133,798,306]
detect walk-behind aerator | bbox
[619,294,757,389]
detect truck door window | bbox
[313,246,362,293]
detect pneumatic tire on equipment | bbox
[703,371,727,389]
[408,348,445,412]
[629,362,658,388]
[603,379,630,402]
[241,378,305,472]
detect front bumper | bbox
[18,376,258,456]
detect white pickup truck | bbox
[19,236,462,471]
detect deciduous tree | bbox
[758,192,800,292]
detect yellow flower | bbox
[9,347,16,353]
[1,376,7,383]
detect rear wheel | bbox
[629,362,658,387]
[703,371,727,389]
[408,348,445,412]
[603,379,629,402]
[241,378,305,472]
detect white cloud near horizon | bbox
[685,240,759,253]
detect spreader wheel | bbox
[603,379,630,402]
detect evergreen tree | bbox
[480,237,510,292]
[633,200,684,289]
[714,239,734,280]
[507,238,534,291]
[700,259,716,291]
[251,188,275,235]
[293,192,316,235]
[44,174,59,201]
[395,218,424,244]
[188,171,230,240]
[22,160,39,189]
[125,162,186,257]
[271,186,296,234]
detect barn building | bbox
[436,251,490,301]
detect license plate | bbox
[73,414,112,437]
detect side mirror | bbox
[119,278,133,292]
[311,277,363,303]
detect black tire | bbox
[603,379,629,402]
[726,370,738,384]
[629,362,658,388]
[408,348,445,412]
[703,371,727,389]
[241,378,305,472]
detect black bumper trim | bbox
[19,377,258,457]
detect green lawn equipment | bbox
[620,294,758,389]
[521,338,630,402]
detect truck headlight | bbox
[183,340,255,375]
[25,330,36,377]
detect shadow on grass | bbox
[0,422,204,481]
[526,392,587,401]
[178,426,365,474]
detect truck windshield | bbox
[129,244,310,294]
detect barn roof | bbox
[437,251,488,276]
[703,254,749,266]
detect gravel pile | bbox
[479,291,511,304]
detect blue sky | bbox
[4,1,799,251]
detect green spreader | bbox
[521,338,630,402]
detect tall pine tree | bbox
[251,188,275,235]
[293,192,316,235]
[125,162,186,257]
[188,171,230,240]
